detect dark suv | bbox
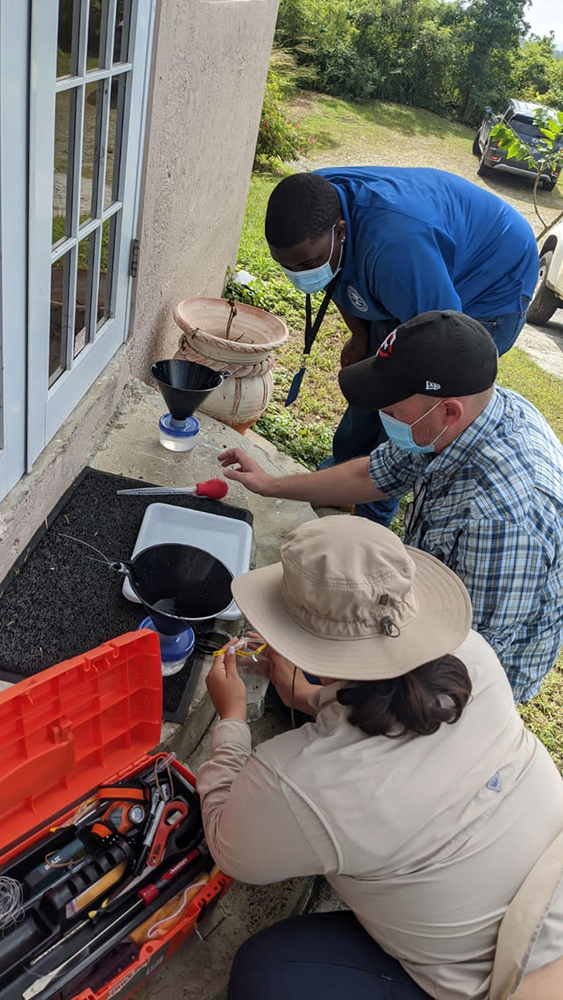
[473,98,560,191]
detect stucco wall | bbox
[127,0,280,379]
[0,0,279,582]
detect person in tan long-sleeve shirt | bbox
[197,516,563,1000]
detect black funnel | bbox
[113,543,234,635]
[151,359,226,421]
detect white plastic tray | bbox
[123,503,253,620]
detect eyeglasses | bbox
[404,478,428,541]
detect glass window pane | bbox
[98,215,117,329]
[96,218,111,330]
[53,91,73,247]
[87,0,104,68]
[75,233,94,355]
[104,77,122,208]
[57,0,77,78]
[50,257,70,384]
[81,81,102,225]
[113,0,131,63]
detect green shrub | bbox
[255,69,311,166]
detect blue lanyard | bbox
[285,277,339,406]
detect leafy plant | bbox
[491,108,563,236]
[255,69,313,166]
[253,405,333,469]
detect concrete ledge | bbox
[91,379,316,571]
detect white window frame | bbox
[26,0,156,471]
[0,4,30,498]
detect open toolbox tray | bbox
[0,631,231,1000]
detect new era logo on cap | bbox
[425,381,441,391]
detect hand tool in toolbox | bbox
[23,848,211,1000]
[0,632,231,1000]
[9,844,217,997]
[148,800,189,867]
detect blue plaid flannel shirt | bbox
[369,387,563,702]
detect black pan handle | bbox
[109,560,133,577]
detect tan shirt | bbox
[197,631,563,1000]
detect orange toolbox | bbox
[0,630,231,1000]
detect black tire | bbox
[477,154,492,177]
[472,132,481,156]
[542,178,557,192]
[527,250,561,326]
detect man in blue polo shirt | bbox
[265,167,538,524]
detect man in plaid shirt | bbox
[219,312,563,702]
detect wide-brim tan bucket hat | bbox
[232,515,471,680]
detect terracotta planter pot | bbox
[173,297,289,433]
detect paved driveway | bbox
[519,316,563,381]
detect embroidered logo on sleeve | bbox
[377,330,397,357]
[347,286,369,312]
[425,380,441,391]
[486,772,502,792]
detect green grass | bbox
[498,349,563,441]
[520,666,563,771]
[237,67,563,763]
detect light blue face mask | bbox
[379,400,446,454]
[282,225,343,294]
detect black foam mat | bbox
[0,468,252,723]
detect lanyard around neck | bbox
[285,275,339,407]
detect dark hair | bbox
[265,173,341,248]
[337,654,472,738]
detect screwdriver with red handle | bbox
[23,848,207,1000]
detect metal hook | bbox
[381,617,401,638]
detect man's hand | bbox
[340,331,368,368]
[268,650,317,717]
[218,448,275,496]
[221,450,381,507]
[206,640,248,721]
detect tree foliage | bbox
[275,0,562,124]
[491,109,563,234]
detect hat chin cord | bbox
[291,666,297,729]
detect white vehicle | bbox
[528,219,563,325]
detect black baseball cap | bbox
[339,311,498,410]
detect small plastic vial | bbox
[159,414,199,452]
[234,635,270,722]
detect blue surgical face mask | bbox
[282,225,343,294]
[379,400,446,454]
